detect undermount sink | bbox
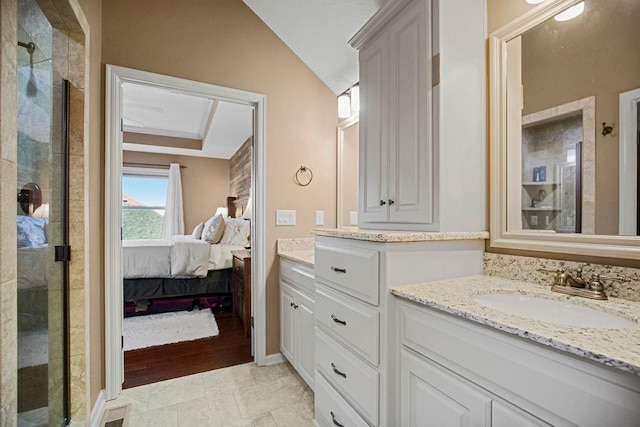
[473,293,636,329]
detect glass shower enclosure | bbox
[17,0,70,425]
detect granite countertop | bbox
[278,249,314,267]
[277,238,315,267]
[391,275,640,375]
[313,228,489,243]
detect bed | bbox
[122,196,251,303]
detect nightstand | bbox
[232,249,251,337]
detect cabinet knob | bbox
[290,302,295,307]
[379,199,387,206]
[388,199,395,205]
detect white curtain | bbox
[162,163,184,238]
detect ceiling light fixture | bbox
[554,1,584,21]
[337,83,360,119]
[525,0,545,4]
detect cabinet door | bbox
[296,291,315,389]
[280,281,296,364]
[492,401,552,427]
[359,31,390,224]
[388,0,433,224]
[401,349,491,427]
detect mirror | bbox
[337,114,359,228]
[490,0,640,259]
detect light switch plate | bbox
[350,211,358,226]
[315,210,324,226]
[276,209,296,226]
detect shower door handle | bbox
[55,245,72,262]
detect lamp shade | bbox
[338,93,351,118]
[350,85,360,113]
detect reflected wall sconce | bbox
[337,84,360,119]
[601,122,613,136]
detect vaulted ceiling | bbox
[242,0,386,94]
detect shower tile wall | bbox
[522,114,583,232]
[0,0,20,423]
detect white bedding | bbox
[123,236,244,279]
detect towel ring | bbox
[295,166,313,186]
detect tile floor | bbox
[110,361,315,426]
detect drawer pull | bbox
[330,411,344,427]
[330,362,347,378]
[331,314,347,326]
[331,266,347,274]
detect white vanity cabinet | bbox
[314,234,485,426]
[398,300,640,427]
[279,258,315,389]
[351,0,486,231]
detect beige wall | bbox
[102,0,337,357]
[123,151,231,232]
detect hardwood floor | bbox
[123,308,252,389]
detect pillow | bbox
[220,217,251,247]
[17,216,48,248]
[201,214,225,243]
[191,222,204,239]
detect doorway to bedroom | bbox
[106,65,267,396]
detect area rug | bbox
[123,308,219,351]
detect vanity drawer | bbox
[280,258,315,295]
[316,328,379,425]
[316,284,380,366]
[315,373,370,427]
[315,242,379,305]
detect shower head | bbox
[18,41,36,55]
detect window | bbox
[122,168,169,240]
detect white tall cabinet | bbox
[351,0,486,231]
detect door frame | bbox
[105,65,267,400]
[619,87,640,235]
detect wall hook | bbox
[294,166,313,186]
[601,122,613,136]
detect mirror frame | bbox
[489,0,640,260]
[337,113,359,228]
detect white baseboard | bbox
[264,352,286,365]
[89,390,106,427]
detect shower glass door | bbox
[17,0,69,425]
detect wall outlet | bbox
[276,210,296,226]
[315,210,324,226]
[530,215,538,226]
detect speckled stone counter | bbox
[277,238,314,267]
[391,275,640,375]
[313,228,489,243]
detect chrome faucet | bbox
[537,268,631,300]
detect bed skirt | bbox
[123,269,232,302]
